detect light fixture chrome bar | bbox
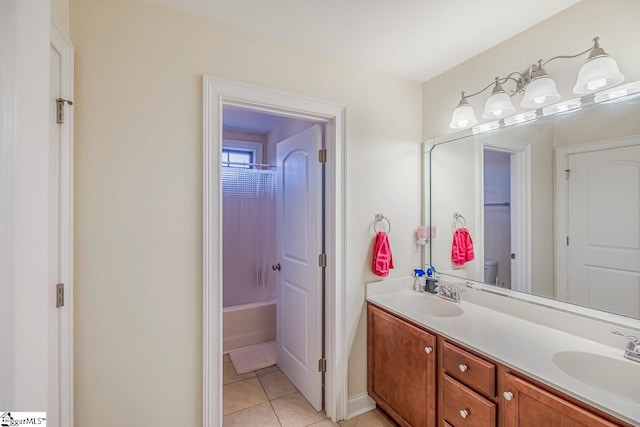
[466,79,640,136]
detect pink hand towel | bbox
[372,231,394,277]
[451,227,475,266]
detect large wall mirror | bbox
[425,86,640,320]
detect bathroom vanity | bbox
[366,280,640,427]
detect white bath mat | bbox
[229,341,276,375]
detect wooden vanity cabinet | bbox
[502,372,623,427]
[367,303,632,427]
[367,303,437,427]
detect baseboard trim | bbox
[347,392,376,419]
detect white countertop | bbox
[366,280,640,426]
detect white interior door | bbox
[49,20,73,427]
[276,124,323,411]
[566,143,640,317]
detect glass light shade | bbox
[482,91,515,119]
[573,55,625,94]
[449,103,477,129]
[520,76,560,109]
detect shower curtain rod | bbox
[484,202,511,206]
[222,161,276,168]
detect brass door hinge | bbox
[56,98,73,124]
[318,253,327,268]
[318,149,327,163]
[56,283,64,308]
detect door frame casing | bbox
[480,143,531,292]
[202,76,347,426]
[555,134,640,300]
[0,0,15,406]
[49,16,74,426]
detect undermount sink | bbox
[390,293,463,317]
[552,351,640,401]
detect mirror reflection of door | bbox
[562,140,640,318]
[483,148,513,289]
[482,143,530,292]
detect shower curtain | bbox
[222,168,277,308]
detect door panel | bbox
[276,124,323,411]
[282,280,308,366]
[567,143,640,317]
[283,150,311,263]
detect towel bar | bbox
[452,212,467,229]
[374,214,391,234]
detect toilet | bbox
[484,259,498,285]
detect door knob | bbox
[503,391,513,401]
[272,263,281,271]
[458,363,468,372]
[424,346,433,354]
[459,409,469,418]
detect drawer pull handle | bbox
[459,409,469,419]
[458,363,468,372]
[424,346,433,354]
[503,391,513,401]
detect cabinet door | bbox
[368,303,437,427]
[502,373,620,427]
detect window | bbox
[222,148,254,168]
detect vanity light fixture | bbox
[449,37,625,129]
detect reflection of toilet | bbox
[484,259,498,285]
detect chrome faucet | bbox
[436,283,461,303]
[612,331,640,363]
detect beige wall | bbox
[422,0,640,140]
[70,0,422,424]
[429,136,481,279]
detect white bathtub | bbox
[223,300,276,353]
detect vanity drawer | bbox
[442,340,496,397]
[442,374,496,427]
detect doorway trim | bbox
[0,0,15,405]
[202,76,347,426]
[481,143,532,292]
[50,16,75,426]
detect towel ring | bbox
[374,214,391,234]
[452,212,466,229]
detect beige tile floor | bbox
[223,355,396,426]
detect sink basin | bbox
[390,293,463,317]
[553,351,640,400]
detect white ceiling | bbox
[140,0,582,82]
